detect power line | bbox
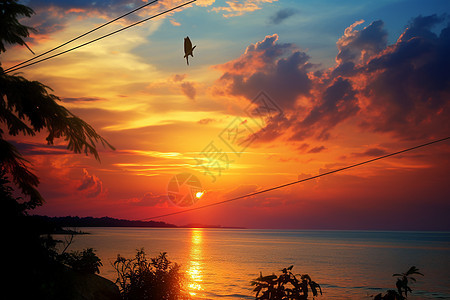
[5,0,197,74]
[4,0,159,73]
[138,136,450,221]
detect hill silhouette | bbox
[30,215,245,229]
[31,215,177,229]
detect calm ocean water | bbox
[56,228,450,299]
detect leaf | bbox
[287,265,294,271]
[406,266,424,276]
[253,285,262,292]
[261,274,278,282]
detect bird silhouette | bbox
[184,36,196,65]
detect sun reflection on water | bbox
[188,229,204,297]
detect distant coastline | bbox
[31,215,246,230]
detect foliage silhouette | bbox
[59,248,103,275]
[113,249,189,300]
[1,2,116,298]
[251,265,322,299]
[0,0,35,53]
[393,266,424,298]
[1,0,114,210]
[374,266,424,300]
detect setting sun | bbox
[195,191,204,199]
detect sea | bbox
[55,228,450,299]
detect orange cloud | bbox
[78,168,107,198]
[212,0,277,17]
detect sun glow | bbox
[195,191,204,199]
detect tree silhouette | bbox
[0,0,35,53]
[393,266,424,299]
[374,266,424,300]
[0,0,114,211]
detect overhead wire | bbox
[5,0,197,74]
[4,0,159,73]
[138,136,450,221]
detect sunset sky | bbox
[2,0,450,230]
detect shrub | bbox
[59,248,102,274]
[251,265,322,299]
[113,249,189,300]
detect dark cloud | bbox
[296,143,309,152]
[270,8,299,25]
[62,96,104,103]
[216,34,312,110]
[308,146,327,154]
[336,20,387,65]
[291,77,359,141]
[214,14,450,144]
[353,147,388,157]
[10,141,69,156]
[246,113,291,144]
[398,14,446,42]
[360,14,450,139]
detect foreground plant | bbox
[374,266,424,300]
[113,249,189,300]
[251,265,322,299]
[59,248,103,274]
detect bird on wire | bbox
[184,36,196,65]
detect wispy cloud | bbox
[352,147,388,157]
[269,8,299,25]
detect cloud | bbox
[24,0,274,41]
[353,147,388,157]
[132,192,169,207]
[212,14,450,145]
[214,34,312,110]
[358,14,450,139]
[10,141,70,156]
[196,0,216,6]
[23,0,201,40]
[270,8,299,25]
[62,96,104,103]
[336,19,387,65]
[224,184,260,199]
[307,146,326,154]
[212,0,277,18]
[197,118,215,125]
[170,73,197,101]
[77,168,106,198]
[180,81,197,101]
[291,76,359,141]
[172,74,187,82]
[169,19,181,26]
